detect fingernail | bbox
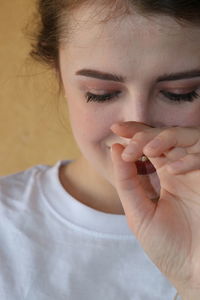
[146,138,161,149]
[110,124,118,130]
[118,122,129,127]
[111,122,129,128]
[122,142,137,158]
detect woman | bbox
[0,1,200,299]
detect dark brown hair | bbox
[30,0,200,77]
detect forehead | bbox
[61,4,200,48]
[59,4,200,80]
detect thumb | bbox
[111,143,156,237]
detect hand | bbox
[110,121,200,297]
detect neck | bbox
[59,157,125,215]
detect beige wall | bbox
[0,0,80,176]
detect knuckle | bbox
[133,131,147,142]
[185,153,199,164]
[164,127,177,135]
[158,128,177,144]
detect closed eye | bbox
[84,89,199,104]
[161,90,199,103]
[85,91,121,103]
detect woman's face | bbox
[59,5,200,202]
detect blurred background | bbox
[0,0,80,176]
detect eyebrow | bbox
[76,68,200,83]
[76,69,126,82]
[157,69,200,82]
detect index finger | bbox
[144,126,200,157]
[110,121,155,138]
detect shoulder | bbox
[0,164,50,209]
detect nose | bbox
[123,96,150,126]
[121,94,167,128]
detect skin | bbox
[58,4,200,298]
[59,6,200,214]
[110,122,200,298]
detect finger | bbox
[146,147,187,174]
[110,121,168,162]
[142,147,188,172]
[121,130,163,162]
[144,127,200,157]
[163,147,187,162]
[167,153,200,174]
[110,121,155,139]
[110,143,156,236]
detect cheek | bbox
[186,109,200,126]
[152,103,200,127]
[67,100,113,143]
[172,107,200,126]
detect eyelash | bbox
[85,90,199,103]
[86,91,121,103]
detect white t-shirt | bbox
[0,160,180,300]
